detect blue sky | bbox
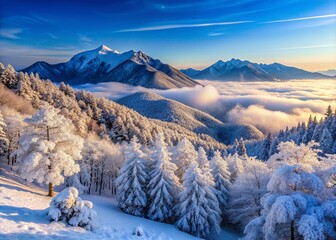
[0,0,335,71]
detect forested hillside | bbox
[0,64,225,153]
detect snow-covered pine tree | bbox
[210,150,231,217]
[225,153,244,181]
[0,111,9,155]
[147,132,180,222]
[15,104,83,197]
[175,163,221,238]
[320,128,333,154]
[0,64,17,88]
[259,133,272,161]
[172,137,197,181]
[197,146,214,185]
[302,116,317,144]
[237,138,247,158]
[268,137,279,157]
[232,138,239,154]
[116,136,148,217]
[295,121,306,144]
[325,105,332,117]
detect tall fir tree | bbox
[147,132,180,222]
[175,163,221,238]
[237,138,247,158]
[210,150,231,217]
[232,138,239,154]
[0,111,9,155]
[197,147,214,185]
[116,136,148,217]
[320,128,333,154]
[172,137,197,181]
[259,133,272,161]
[268,137,279,157]
[302,116,317,144]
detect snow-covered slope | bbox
[117,91,263,144]
[21,45,199,89]
[318,69,336,77]
[182,59,332,81]
[0,163,239,240]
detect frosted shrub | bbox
[48,187,96,230]
[134,225,144,236]
[68,197,96,230]
[48,187,78,221]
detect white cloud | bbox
[276,44,336,50]
[262,13,336,24]
[0,28,22,39]
[227,105,322,133]
[76,79,336,134]
[78,34,93,44]
[116,21,252,32]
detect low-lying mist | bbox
[77,79,336,134]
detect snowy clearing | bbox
[0,163,240,240]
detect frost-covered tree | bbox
[172,137,197,181]
[228,159,271,229]
[325,105,332,117]
[15,105,83,196]
[267,141,321,172]
[48,187,96,230]
[175,163,221,238]
[237,138,247,158]
[225,153,245,181]
[320,128,333,154]
[302,116,317,144]
[0,111,9,155]
[244,164,336,240]
[2,111,25,165]
[295,121,306,144]
[243,142,336,240]
[210,150,231,217]
[259,133,272,161]
[0,64,17,88]
[69,134,124,195]
[147,133,180,222]
[232,138,239,154]
[197,146,214,185]
[268,137,279,157]
[116,136,148,217]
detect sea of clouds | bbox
[77,79,336,134]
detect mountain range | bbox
[117,91,263,144]
[21,45,198,89]
[181,59,333,81]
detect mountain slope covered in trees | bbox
[246,107,336,160]
[21,45,199,89]
[0,64,225,152]
[117,91,263,144]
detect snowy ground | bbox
[0,163,240,240]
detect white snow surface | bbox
[0,163,240,239]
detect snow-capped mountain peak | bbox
[181,58,332,81]
[21,45,199,89]
[97,44,119,55]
